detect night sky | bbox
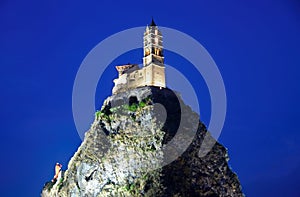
[1,0,300,196]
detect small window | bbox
[145,48,150,56]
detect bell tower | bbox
[112,19,166,94]
[143,19,164,66]
[142,18,166,88]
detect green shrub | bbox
[57,178,64,191]
[128,103,138,112]
[95,110,111,123]
[95,110,102,119]
[139,101,146,108]
[44,181,55,192]
[123,104,138,112]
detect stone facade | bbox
[112,20,166,94]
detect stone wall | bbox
[112,64,165,94]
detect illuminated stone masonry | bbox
[112,19,166,94]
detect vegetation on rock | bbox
[41,87,243,197]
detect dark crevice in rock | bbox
[41,87,243,197]
[85,169,97,182]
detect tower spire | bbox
[143,19,164,67]
[150,17,157,26]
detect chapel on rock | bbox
[112,19,166,94]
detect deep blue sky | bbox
[1,0,300,196]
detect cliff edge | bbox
[41,87,243,197]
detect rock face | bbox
[41,87,244,197]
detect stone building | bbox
[112,19,166,94]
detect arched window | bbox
[145,48,150,56]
